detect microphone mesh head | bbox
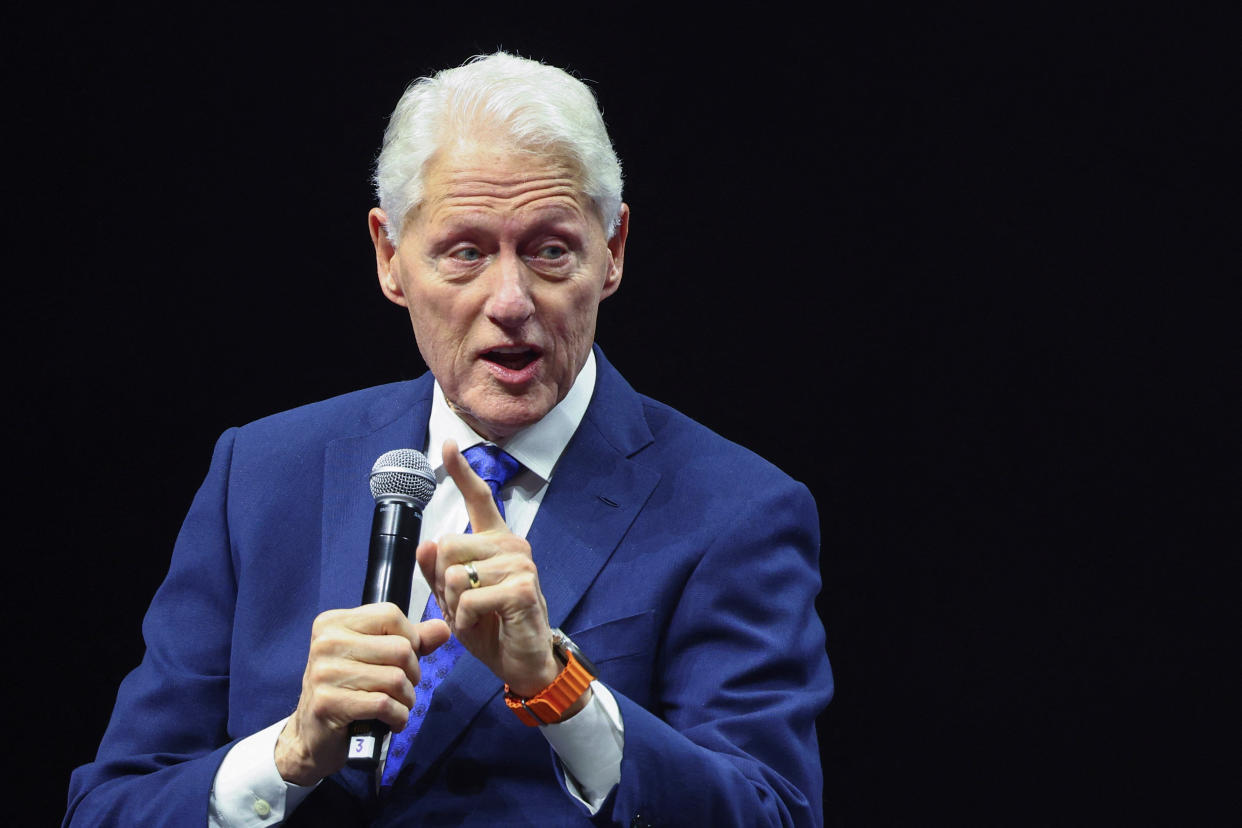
[369,449,436,507]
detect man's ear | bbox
[368,207,408,307]
[602,203,629,300]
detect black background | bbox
[7,5,1234,825]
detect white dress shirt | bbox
[208,352,623,826]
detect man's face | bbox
[371,141,627,442]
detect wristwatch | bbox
[504,628,598,726]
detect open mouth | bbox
[481,346,541,372]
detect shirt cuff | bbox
[538,680,624,814]
[208,718,318,827]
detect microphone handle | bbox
[346,500,421,770]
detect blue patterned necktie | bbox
[380,443,522,788]
[460,443,523,525]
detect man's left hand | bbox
[416,439,561,698]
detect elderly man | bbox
[66,53,832,826]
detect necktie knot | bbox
[463,444,522,512]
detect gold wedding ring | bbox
[464,561,481,589]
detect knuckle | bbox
[380,635,412,665]
[307,661,331,685]
[396,673,415,699]
[502,536,532,558]
[310,611,334,637]
[308,689,337,719]
[513,573,540,602]
[377,695,410,727]
[376,665,405,695]
[309,630,344,659]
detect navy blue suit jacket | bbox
[66,349,833,826]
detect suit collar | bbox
[582,345,655,458]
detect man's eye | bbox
[536,245,567,260]
[451,247,482,262]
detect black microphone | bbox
[346,448,437,770]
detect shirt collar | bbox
[426,349,597,484]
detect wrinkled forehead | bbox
[410,137,598,230]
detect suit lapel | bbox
[531,413,661,628]
[536,349,660,627]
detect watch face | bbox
[552,628,599,678]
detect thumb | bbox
[415,618,452,657]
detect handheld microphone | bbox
[346,448,436,770]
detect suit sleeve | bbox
[602,478,832,828]
[65,429,243,826]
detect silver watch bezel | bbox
[550,627,598,678]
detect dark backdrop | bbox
[7,5,1232,825]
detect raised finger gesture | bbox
[417,440,560,697]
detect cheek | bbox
[406,301,434,347]
[549,291,603,361]
[569,285,603,330]
[407,296,457,365]
[571,301,600,338]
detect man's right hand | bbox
[274,603,451,786]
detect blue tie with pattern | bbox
[380,443,523,788]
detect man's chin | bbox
[449,393,555,443]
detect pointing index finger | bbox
[443,439,508,534]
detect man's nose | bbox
[484,252,535,328]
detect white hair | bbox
[373,52,624,245]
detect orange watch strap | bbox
[504,650,594,726]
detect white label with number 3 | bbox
[348,735,375,758]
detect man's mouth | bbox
[481,346,541,372]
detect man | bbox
[66,52,832,826]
